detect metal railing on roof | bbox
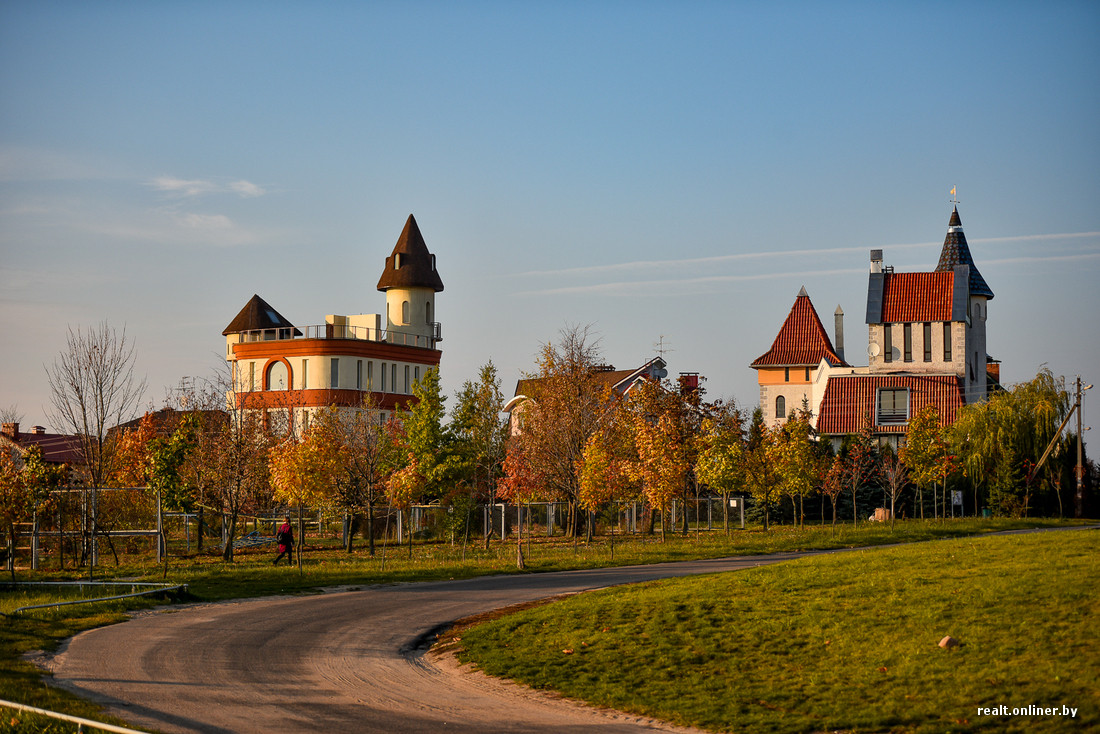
[234,323,440,349]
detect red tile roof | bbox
[751,289,847,368]
[816,373,963,435]
[1,429,84,465]
[880,272,955,323]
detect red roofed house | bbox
[504,357,669,435]
[750,287,848,425]
[0,422,83,467]
[223,214,444,434]
[753,205,994,448]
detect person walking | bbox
[273,517,294,566]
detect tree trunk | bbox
[722,492,730,536]
[196,506,205,553]
[296,504,304,573]
[367,502,376,556]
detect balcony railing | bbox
[234,323,440,349]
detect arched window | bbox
[775,395,786,420]
[401,300,410,324]
[266,361,289,391]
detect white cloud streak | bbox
[515,267,868,297]
[516,232,1100,279]
[149,176,267,198]
[513,233,1100,297]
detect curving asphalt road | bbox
[43,550,835,734]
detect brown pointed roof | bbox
[751,287,847,368]
[935,206,993,299]
[376,214,444,293]
[222,294,301,336]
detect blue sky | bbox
[2,1,1098,429]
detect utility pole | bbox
[1075,376,1092,518]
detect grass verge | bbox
[0,517,1090,731]
[455,528,1099,733]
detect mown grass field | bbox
[456,528,1099,733]
[0,517,1091,731]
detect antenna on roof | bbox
[654,335,674,359]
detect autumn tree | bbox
[742,409,781,530]
[772,410,820,527]
[386,452,425,559]
[695,401,747,534]
[820,455,846,528]
[309,402,398,554]
[212,411,273,562]
[577,396,640,556]
[879,446,908,528]
[831,419,880,526]
[108,413,158,488]
[902,406,948,519]
[269,428,336,569]
[503,325,607,537]
[46,321,146,571]
[623,379,693,540]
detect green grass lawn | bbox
[456,528,1099,733]
[0,517,1091,731]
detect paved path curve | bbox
[45,550,835,733]
[45,529,1092,734]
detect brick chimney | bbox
[30,426,46,435]
[1,422,19,440]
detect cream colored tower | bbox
[376,214,444,348]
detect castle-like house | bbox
[753,206,995,448]
[222,214,443,433]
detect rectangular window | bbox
[381,362,386,392]
[367,361,374,390]
[883,325,893,363]
[903,324,913,362]
[414,366,420,383]
[357,360,363,390]
[943,323,952,361]
[330,358,339,388]
[784,367,790,382]
[804,367,810,381]
[392,364,397,393]
[404,365,410,393]
[877,388,909,425]
[301,359,308,389]
[249,363,255,391]
[923,323,932,362]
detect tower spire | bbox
[934,203,993,299]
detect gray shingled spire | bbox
[935,206,993,299]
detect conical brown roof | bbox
[376,214,444,292]
[222,294,301,336]
[751,288,847,368]
[935,206,993,299]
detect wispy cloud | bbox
[149,176,267,198]
[512,232,1100,297]
[515,267,867,297]
[516,232,1100,279]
